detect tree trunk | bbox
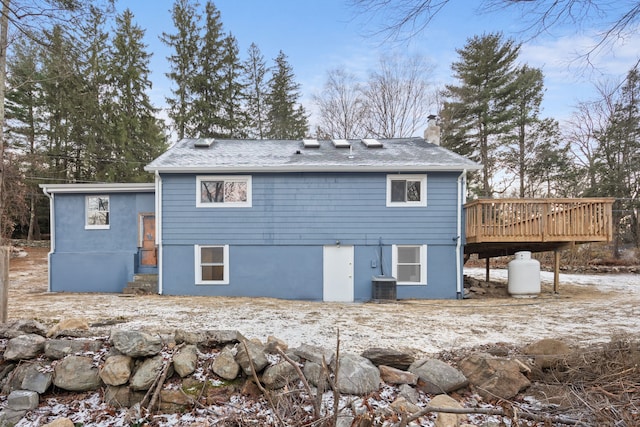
[0,0,11,246]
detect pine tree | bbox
[265,51,308,139]
[161,0,201,140]
[218,33,246,138]
[243,42,268,139]
[192,1,226,137]
[441,33,521,197]
[106,9,166,182]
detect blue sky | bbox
[120,0,640,135]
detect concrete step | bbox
[123,274,158,295]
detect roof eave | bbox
[145,164,482,174]
[39,183,156,194]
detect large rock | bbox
[1,363,30,394]
[212,346,240,381]
[261,361,298,389]
[409,358,468,394]
[7,390,39,411]
[45,338,103,360]
[235,340,268,376]
[361,348,415,370]
[104,385,145,408]
[110,330,163,357]
[293,343,335,366]
[303,361,330,391]
[130,355,165,391]
[159,389,192,413]
[0,319,47,338]
[53,356,101,391]
[42,419,75,427]
[46,317,90,338]
[429,394,465,427]
[458,352,530,400]
[100,355,133,386]
[173,345,198,378]
[335,353,380,395]
[379,365,418,385]
[4,334,46,361]
[523,338,571,369]
[389,396,421,416]
[174,329,244,347]
[21,362,53,394]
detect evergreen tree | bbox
[243,42,268,139]
[192,1,226,137]
[106,9,166,182]
[161,0,201,140]
[265,51,308,139]
[441,33,521,197]
[218,33,246,138]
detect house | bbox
[41,135,481,301]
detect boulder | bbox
[335,353,380,395]
[175,329,243,347]
[158,389,192,413]
[398,383,419,404]
[99,355,133,386]
[1,363,30,394]
[4,334,46,361]
[42,419,75,427]
[212,346,240,381]
[104,385,145,408]
[46,317,90,338]
[293,343,335,366]
[7,390,39,411]
[44,338,103,360]
[130,355,165,391]
[303,361,330,391]
[21,362,53,394]
[53,356,101,392]
[458,352,530,400]
[0,319,47,338]
[173,345,199,378]
[430,394,465,427]
[361,348,415,370]
[110,330,163,357]
[265,335,288,354]
[261,361,298,389]
[379,365,418,385]
[0,408,27,426]
[235,339,268,376]
[523,338,571,369]
[409,358,468,394]
[389,396,421,415]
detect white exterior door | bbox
[323,245,354,302]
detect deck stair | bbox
[123,274,158,295]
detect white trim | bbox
[39,183,154,194]
[156,171,163,294]
[85,195,110,230]
[455,170,466,298]
[392,244,427,285]
[195,245,230,285]
[42,189,55,293]
[196,175,252,208]
[386,174,427,207]
[145,165,481,174]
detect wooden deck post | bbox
[553,250,560,294]
[485,257,490,282]
[0,247,8,323]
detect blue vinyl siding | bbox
[50,192,155,292]
[162,173,459,246]
[160,172,462,300]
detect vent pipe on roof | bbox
[424,115,441,145]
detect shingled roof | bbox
[144,137,481,173]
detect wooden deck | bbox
[463,198,615,290]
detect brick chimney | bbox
[424,114,440,145]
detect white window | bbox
[195,245,229,285]
[392,245,427,285]
[386,175,427,207]
[85,195,110,229]
[196,175,252,208]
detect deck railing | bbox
[465,198,614,244]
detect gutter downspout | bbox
[155,171,163,295]
[456,170,467,299]
[41,187,54,293]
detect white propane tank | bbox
[508,251,541,298]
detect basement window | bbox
[85,195,110,229]
[392,245,427,285]
[195,245,229,285]
[386,175,427,207]
[196,175,252,208]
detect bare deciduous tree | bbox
[313,69,365,139]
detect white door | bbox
[323,245,354,302]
